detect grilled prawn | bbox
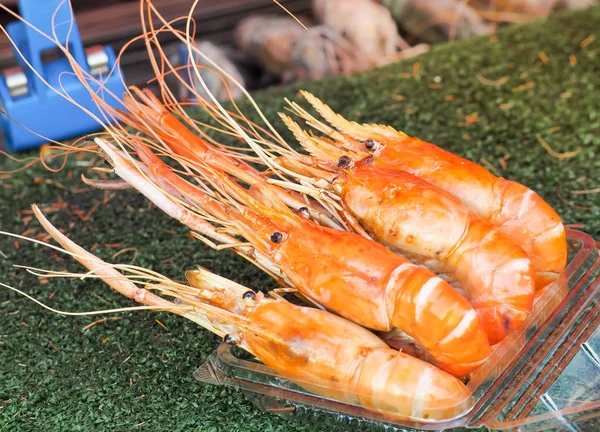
[14,206,473,422]
[284,92,567,288]
[87,84,532,345]
[93,137,491,376]
[273,141,535,344]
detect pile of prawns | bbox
[0,0,567,424]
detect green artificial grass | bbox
[1,6,600,432]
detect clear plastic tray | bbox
[194,229,600,431]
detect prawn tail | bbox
[535,272,561,289]
[387,265,492,377]
[493,181,568,286]
[474,304,532,345]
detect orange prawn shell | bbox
[339,162,535,344]
[243,301,473,421]
[274,219,400,331]
[261,213,491,376]
[386,265,491,376]
[372,136,567,285]
[284,93,566,287]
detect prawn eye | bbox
[242,291,256,301]
[337,155,352,168]
[270,232,283,243]
[224,334,235,344]
[297,207,310,217]
[364,139,376,151]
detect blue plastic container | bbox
[0,0,126,152]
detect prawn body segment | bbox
[340,164,471,262]
[488,179,566,287]
[340,163,535,344]
[385,265,491,376]
[275,219,397,330]
[444,221,535,343]
[353,347,472,420]
[375,139,499,220]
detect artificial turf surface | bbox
[1,5,600,432]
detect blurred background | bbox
[0,0,597,101]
